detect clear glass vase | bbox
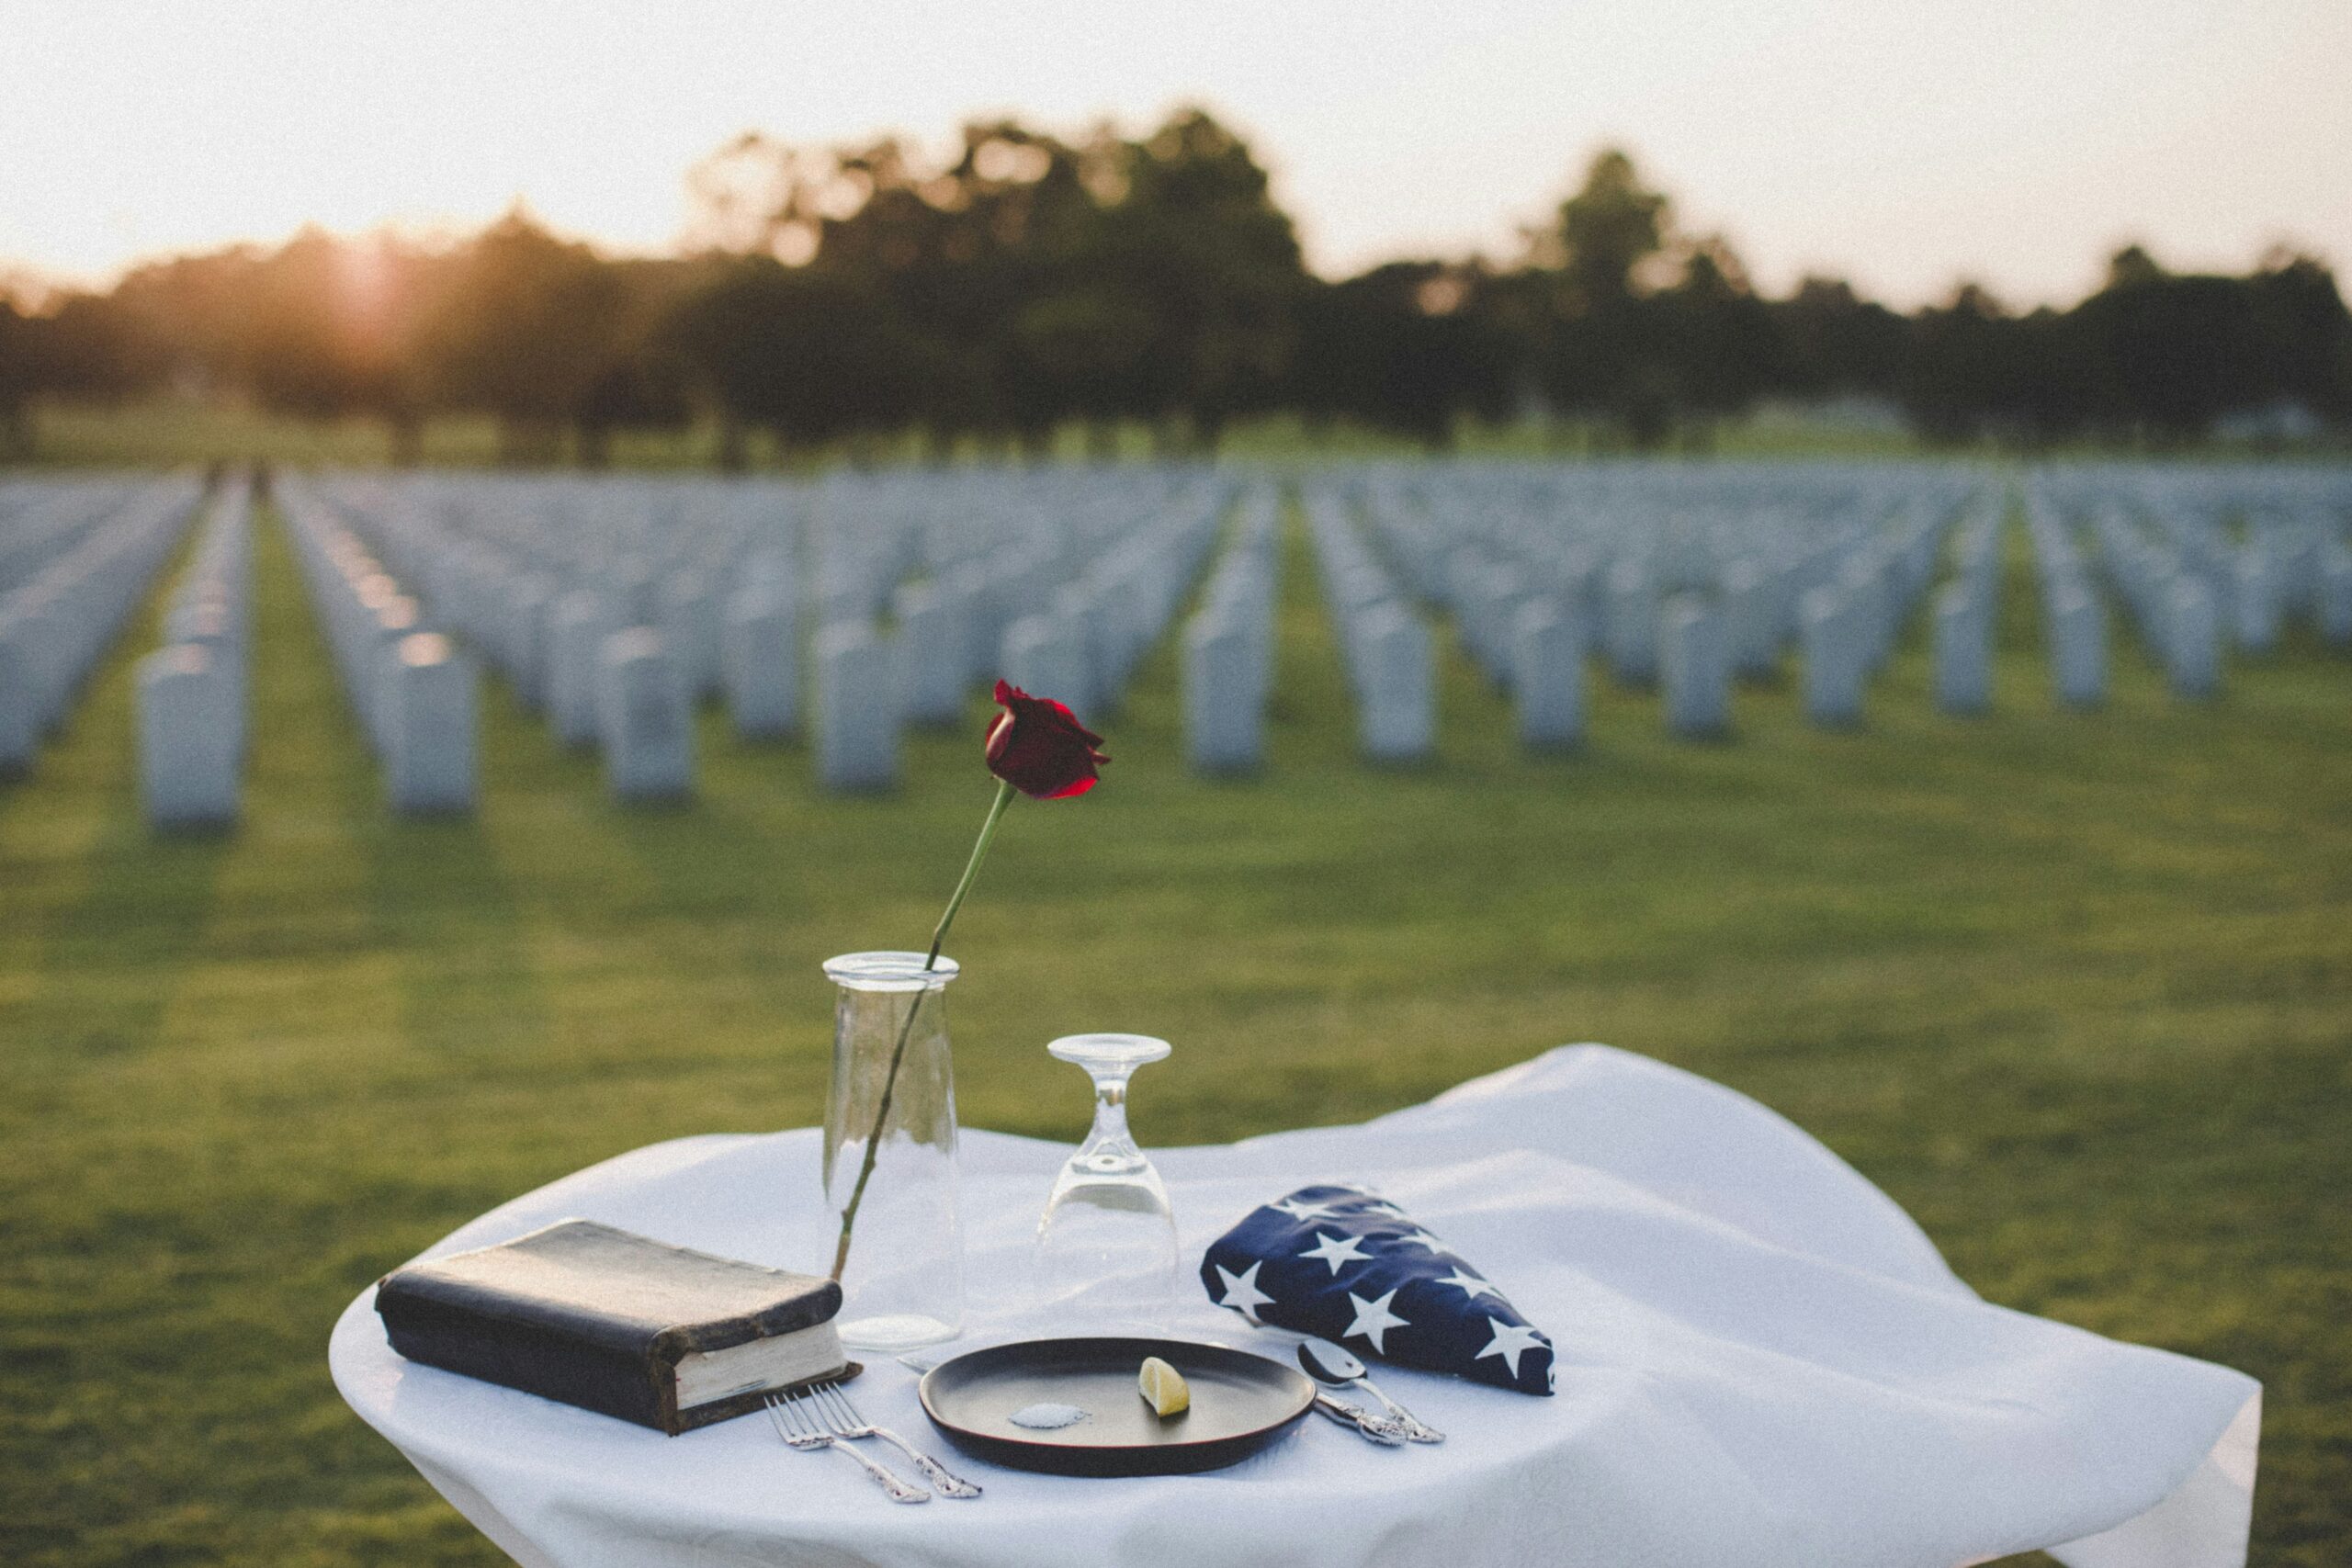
[821,951,963,1351]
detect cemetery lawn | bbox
[2,490,2347,1567]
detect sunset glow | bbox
[3,0,2348,305]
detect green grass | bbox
[20,398,1956,471]
[20,395,2352,471]
[2,489,2348,1565]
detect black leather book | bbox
[375,1219,848,1435]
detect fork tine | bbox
[811,1381,856,1432]
[821,1380,862,1426]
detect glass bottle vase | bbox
[820,951,964,1351]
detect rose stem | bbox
[831,779,1017,1282]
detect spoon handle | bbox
[1354,1377,1444,1443]
[1313,1393,1409,1444]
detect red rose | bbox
[985,680,1109,799]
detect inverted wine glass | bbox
[1031,1033,1179,1321]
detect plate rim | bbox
[916,1334,1315,1460]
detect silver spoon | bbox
[1296,1338,1443,1443]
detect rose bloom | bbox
[985,681,1109,799]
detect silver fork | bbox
[807,1379,982,1498]
[764,1388,929,1503]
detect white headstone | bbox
[813,621,899,794]
[1000,614,1093,718]
[598,627,694,802]
[383,633,479,816]
[0,622,39,775]
[1182,615,1261,774]
[548,591,616,750]
[1723,559,1781,680]
[659,572,720,702]
[894,582,967,728]
[1800,587,1865,728]
[2232,551,2279,656]
[137,644,239,829]
[505,576,552,712]
[1932,584,1992,716]
[1357,603,1434,762]
[2318,546,2352,647]
[2048,589,2107,710]
[1660,595,1731,739]
[723,586,798,740]
[1604,561,1658,687]
[2165,577,2222,699]
[1512,599,1584,751]
[1838,556,1893,673]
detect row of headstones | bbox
[820,486,1228,792]
[278,481,479,815]
[2025,498,2116,709]
[2080,506,2228,699]
[2223,518,2352,652]
[2130,500,2352,656]
[1786,504,1959,728]
[136,475,254,829]
[333,477,837,802]
[1928,505,2005,716]
[315,471,1229,798]
[1303,490,1436,761]
[1182,488,1283,773]
[1360,479,1979,741]
[1363,502,1588,748]
[310,479,747,805]
[0,476,202,776]
[2107,487,2351,655]
[1356,467,1986,733]
[0,477,152,600]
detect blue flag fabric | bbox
[1199,1183,1555,1394]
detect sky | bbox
[4,0,2348,308]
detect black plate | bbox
[918,1337,1314,1476]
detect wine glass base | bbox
[837,1312,961,1353]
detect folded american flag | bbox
[1199,1183,1555,1394]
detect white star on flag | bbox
[1272,1196,1344,1223]
[1298,1231,1373,1275]
[1396,1228,1450,1255]
[1213,1261,1276,1322]
[1475,1317,1546,1379]
[1342,1288,1409,1354]
[1436,1267,1501,1301]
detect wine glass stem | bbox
[1090,1079,1131,1145]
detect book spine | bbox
[378,1288,679,1434]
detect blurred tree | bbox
[1293,261,1516,446]
[1092,107,1310,449]
[1653,234,1779,446]
[1903,283,2021,446]
[1532,148,1678,444]
[2245,249,2352,423]
[2069,247,2264,443]
[0,299,33,457]
[1771,276,1908,403]
[662,254,930,464]
[7,124,2344,459]
[413,209,641,463]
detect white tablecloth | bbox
[331,1044,2260,1568]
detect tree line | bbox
[3,108,2346,462]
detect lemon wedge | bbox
[1136,1355,1191,1417]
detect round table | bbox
[333,1044,2260,1568]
